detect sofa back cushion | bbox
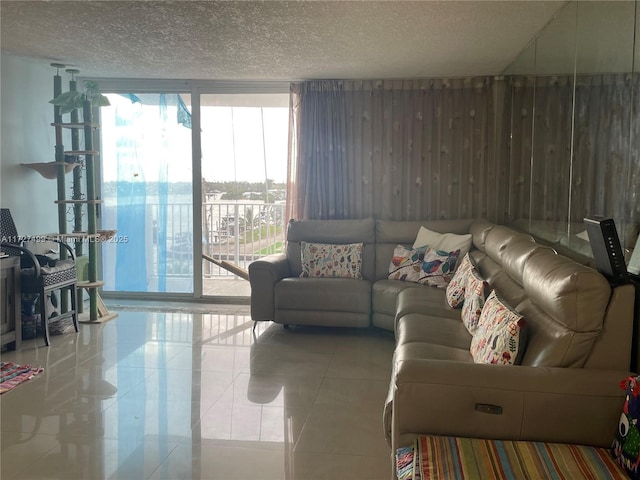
[476,229,555,309]
[476,226,613,368]
[286,218,376,280]
[469,219,496,253]
[522,249,611,333]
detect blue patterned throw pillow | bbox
[388,245,427,283]
[417,247,460,288]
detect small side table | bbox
[1,256,22,350]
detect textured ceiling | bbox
[0,1,566,80]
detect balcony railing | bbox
[201,201,287,277]
[102,200,286,294]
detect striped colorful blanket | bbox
[0,362,44,394]
[397,436,628,480]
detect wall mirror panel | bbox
[528,1,577,245]
[505,40,536,224]
[570,1,637,257]
[504,0,639,264]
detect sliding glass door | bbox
[97,85,289,299]
[100,93,193,294]
[199,94,289,297]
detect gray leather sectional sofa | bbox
[248,217,636,465]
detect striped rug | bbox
[0,362,44,394]
[398,435,627,480]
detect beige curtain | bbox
[287,81,348,221]
[287,78,500,221]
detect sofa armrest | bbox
[387,359,628,450]
[249,253,291,321]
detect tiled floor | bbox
[202,277,251,297]
[0,304,396,480]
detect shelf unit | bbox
[50,65,117,324]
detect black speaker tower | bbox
[583,216,628,283]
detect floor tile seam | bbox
[139,442,181,480]
[142,442,191,480]
[94,341,195,348]
[291,441,371,456]
[74,421,194,444]
[306,373,354,415]
[292,442,393,459]
[322,368,393,382]
[23,430,64,459]
[144,449,286,480]
[305,402,389,418]
[295,450,393,461]
[299,401,388,426]
[193,401,215,423]
[288,397,317,455]
[0,400,118,434]
[108,395,216,411]
[95,377,153,402]
[66,439,179,480]
[315,376,390,387]
[287,367,331,454]
[151,366,245,374]
[191,369,240,420]
[292,393,391,457]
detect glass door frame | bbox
[88,78,289,303]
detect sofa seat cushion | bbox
[395,287,461,323]
[396,314,472,350]
[276,277,371,313]
[373,279,424,317]
[394,341,474,363]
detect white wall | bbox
[1,54,60,235]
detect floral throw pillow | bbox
[470,291,527,366]
[445,253,475,308]
[300,242,363,278]
[417,247,460,289]
[388,245,426,283]
[460,268,490,334]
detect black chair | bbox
[0,208,78,346]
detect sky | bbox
[100,94,289,184]
[201,106,288,184]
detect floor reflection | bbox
[0,305,394,480]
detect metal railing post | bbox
[234,203,240,273]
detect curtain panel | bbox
[287,78,501,222]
